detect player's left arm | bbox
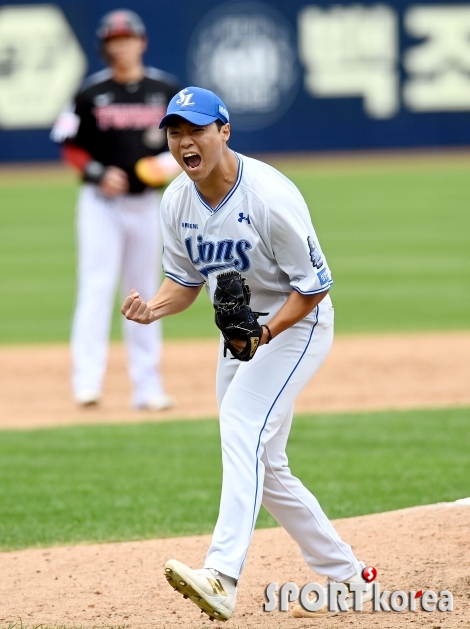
[260,289,328,345]
[230,289,328,352]
[234,189,332,350]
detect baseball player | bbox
[51,10,180,409]
[121,87,372,619]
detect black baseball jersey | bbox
[53,67,179,193]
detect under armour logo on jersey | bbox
[176,89,195,107]
[307,235,324,269]
[238,213,250,224]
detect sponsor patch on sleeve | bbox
[317,268,330,286]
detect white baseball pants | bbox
[205,299,362,582]
[71,184,164,406]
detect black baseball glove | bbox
[214,270,268,361]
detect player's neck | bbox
[111,62,145,85]
[196,150,239,209]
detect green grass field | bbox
[0,406,469,551]
[0,156,469,343]
[0,156,468,554]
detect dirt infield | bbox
[1,502,468,628]
[1,332,469,628]
[0,331,469,429]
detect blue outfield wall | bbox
[0,0,469,160]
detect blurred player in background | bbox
[51,9,180,409]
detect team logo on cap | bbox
[176,89,195,107]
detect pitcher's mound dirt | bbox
[1,332,469,429]
[1,503,468,628]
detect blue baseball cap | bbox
[159,87,229,129]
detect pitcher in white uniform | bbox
[121,87,372,620]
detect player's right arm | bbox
[51,89,129,196]
[122,184,206,324]
[121,280,203,324]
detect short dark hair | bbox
[215,119,226,131]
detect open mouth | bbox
[183,152,201,169]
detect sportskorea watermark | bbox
[263,566,453,613]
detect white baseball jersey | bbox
[160,153,333,319]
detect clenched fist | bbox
[121,289,156,324]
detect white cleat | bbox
[164,559,237,621]
[75,391,100,407]
[292,561,373,618]
[134,394,174,411]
